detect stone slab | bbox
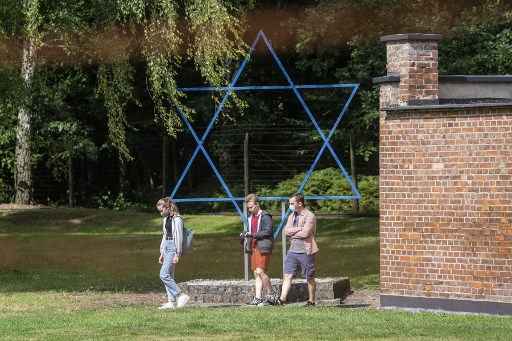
[178,277,350,304]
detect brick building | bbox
[374,33,512,314]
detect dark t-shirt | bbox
[164,217,173,239]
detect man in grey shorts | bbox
[275,193,319,306]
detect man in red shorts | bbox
[242,193,275,306]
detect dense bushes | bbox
[258,168,378,215]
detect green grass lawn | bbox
[2,208,510,340]
[0,208,378,292]
[1,292,511,340]
[0,208,242,235]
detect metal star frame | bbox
[169,31,361,236]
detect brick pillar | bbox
[381,33,442,106]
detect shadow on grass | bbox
[317,217,378,237]
[0,211,379,293]
[0,208,244,235]
[0,208,161,234]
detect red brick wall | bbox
[380,108,512,302]
[386,41,439,105]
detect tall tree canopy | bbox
[1,0,512,206]
[0,0,248,203]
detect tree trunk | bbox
[350,134,360,214]
[15,39,36,204]
[68,157,74,207]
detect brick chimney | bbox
[381,33,442,106]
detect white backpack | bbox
[181,225,194,255]
[171,217,193,255]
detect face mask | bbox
[289,204,295,212]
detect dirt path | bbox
[67,289,379,309]
[341,289,379,308]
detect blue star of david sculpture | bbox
[169,30,360,237]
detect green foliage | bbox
[492,29,512,73]
[2,0,247,162]
[186,0,246,86]
[26,65,98,188]
[94,191,132,210]
[259,167,378,214]
[0,0,24,36]
[358,175,379,214]
[95,0,247,158]
[143,0,184,138]
[2,0,512,207]
[116,0,145,22]
[0,69,20,202]
[351,88,379,162]
[1,0,250,203]
[43,120,97,180]
[0,178,14,202]
[22,0,42,42]
[150,1,237,136]
[294,23,385,166]
[440,24,512,74]
[97,62,136,161]
[145,55,184,137]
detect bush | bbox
[94,191,132,210]
[358,175,379,215]
[258,168,378,215]
[0,178,14,203]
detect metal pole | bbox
[243,202,249,281]
[244,132,249,197]
[350,134,359,214]
[243,132,249,281]
[281,201,286,275]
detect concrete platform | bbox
[178,277,350,305]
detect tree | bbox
[0,0,41,204]
[43,120,97,207]
[1,0,248,204]
[288,0,512,175]
[0,69,20,202]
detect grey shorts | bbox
[284,252,316,279]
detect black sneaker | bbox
[273,298,286,306]
[257,300,271,307]
[264,294,278,305]
[247,297,264,306]
[304,301,316,307]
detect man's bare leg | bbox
[307,277,316,303]
[280,274,293,302]
[254,271,263,298]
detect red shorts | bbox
[251,243,271,272]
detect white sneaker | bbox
[176,293,190,308]
[158,301,176,310]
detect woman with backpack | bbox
[156,197,190,309]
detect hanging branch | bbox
[97,61,135,161]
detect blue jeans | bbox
[160,240,181,301]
